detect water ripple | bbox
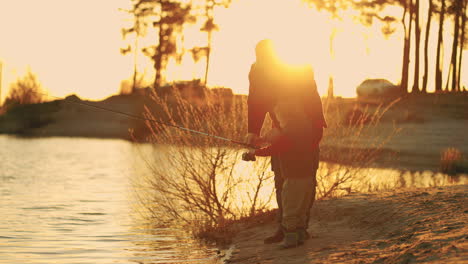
[0,136,217,264]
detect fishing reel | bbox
[242,151,256,162]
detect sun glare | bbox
[1,0,466,102]
[206,0,334,95]
[184,0,404,97]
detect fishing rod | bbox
[25,91,256,149]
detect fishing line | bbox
[19,91,255,149]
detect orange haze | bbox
[0,0,466,103]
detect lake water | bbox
[1,135,466,264]
[0,136,218,264]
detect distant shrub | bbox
[319,98,401,198]
[119,72,151,95]
[440,148,468,175]
[398,110,426,123]
[134,88,274,243]
[4,70,46,111]
[2,101,60,133]
[343,106,371,126]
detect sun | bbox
[204,0,333,95]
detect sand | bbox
[225,185,467,264]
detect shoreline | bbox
[1,133,467,178]
[1,91,467,173]
[223,184,467,264]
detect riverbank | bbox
[0,85,237,141]
[224,184,467,264]
[0,91,467,172]
[0,93,152,140]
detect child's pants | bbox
[275,149,319,231]
[281,176,316,231]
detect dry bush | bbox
[135,85,274,238]
[119,71,151,95]
[135,89,401,240]
[317,98,401,198]
[440,148,468,175]
[4,70,46,111]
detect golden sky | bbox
[0,0,130,101]
[0,0,466,102]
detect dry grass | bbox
[316,98,401,198]
[440,148,468,175]
[134,86,401,243]
[134,84,274,242]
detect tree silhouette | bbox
[4,70,46,110]
[305,0,351,98]
[352,0,411,94]
[121,6,148,93]
[456,0,467,92]
[201,0,230,86]
[186,0,231,86]
[422,0,434,93]
[126,0,193,90]
[449,0,461,91]
[444,0,467,92]
[402,0,414,94]
[351,0,466,95]
[412,0,421,93]
[435,0,446,93]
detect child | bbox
[253,99,321,249]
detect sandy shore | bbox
[225,184,467,264]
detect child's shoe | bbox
[264,227,284,244]
[279,231,301,249]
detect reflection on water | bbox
[1,136,466,264]
[134,144,468,217]
[0,136,218,264]
[237,158,467,203]
[357,168,467,192]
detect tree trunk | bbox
[457,0,467,92]
[328,28,337,98]
[401,0,413,94]
[132,33,139,93]
[204,30,212,86]
[154,23,164,89]
[422,0,433,93]
[327,76,334,98]
[450,2,461,92]
[435,0,445,92]
[412,0,421,93]
[445,62,452,90]
[203,1,215,87]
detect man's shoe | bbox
[279,231,301,249]
[264,227,284,244]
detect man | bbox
[245,39,327,248]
